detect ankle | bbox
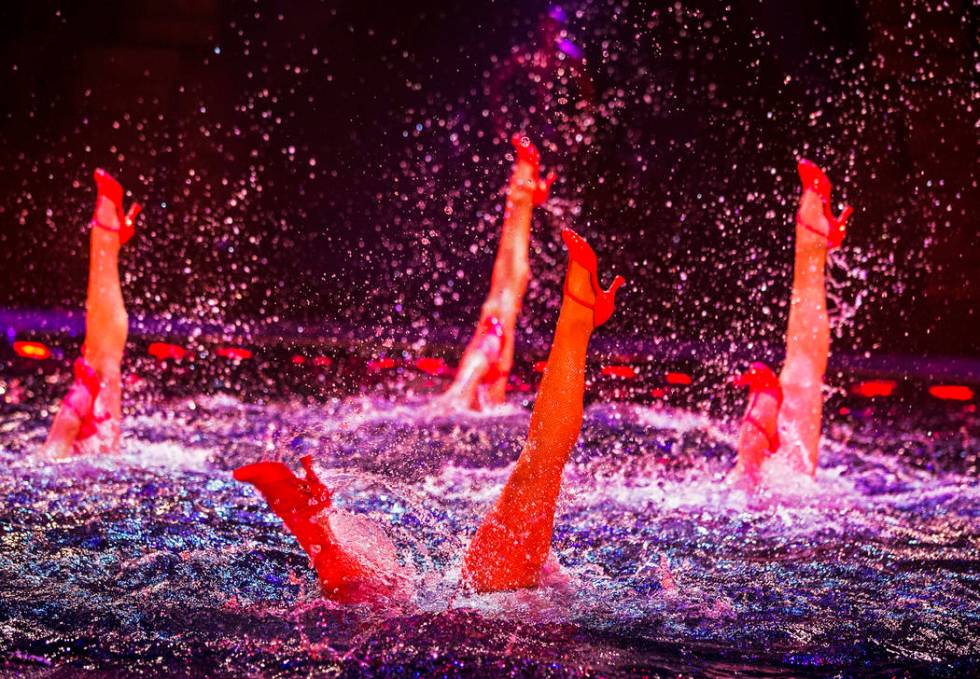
[93,196,120,230]
[557,297,595,331]
[90,225,122,253]
[507,179,537,207]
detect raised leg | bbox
[41,171,137,457]
[463,229,623,591]
[735,159,851,481]
[234,457,400,603]
[777,188,832,475]
[82,215,128,454]
[442,135,554,409]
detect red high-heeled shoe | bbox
[91,169,142,245]
[796,159,853,249]
[61,356,100,421]
[510,133,556,206]
[476,315,507,385]
[235,456,383,600]
[560,227,626,328]
[233,454,332,522]
[733,362,783,452]
[59,355,112,442]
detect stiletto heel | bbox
[560,227,626,327]
[796,158,852,249]
[532,171,557,206]
[90,168,142,245]
[733,362,783,452]
[120,202,142,245]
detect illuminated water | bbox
[1,366,977,676]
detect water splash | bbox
[1,387,976,674]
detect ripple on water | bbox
[0,393,977,676]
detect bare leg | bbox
[82,214,128,454]
[41,173,136,457]
[481,197,533,404]
[777,188,832,475]
[442,135,554,409]
[735,160,851,481]
[463,230,623,591]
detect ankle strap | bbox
[563,278,595,313]
[90,218,122,234]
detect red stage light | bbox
[533,361,547,373]
[850,380,897,398]
[665,371,692,385]
[312,356,333,367]
[601,365,637,379]
[928,385,974,401]
[415,357,446,375]
[13,341,51,360]
[650,387,667,398]
[216,346,253,360]
[368,357,397,371]
[291,355,306,364]
[148,342,188,361]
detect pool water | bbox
[0,368,977,676]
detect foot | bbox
[93,195,121,232]
[733,362,783,482]
[509,133,557,206]
[91,169,142,245]
[233,456,391,602]
[795,159,852,251]
[561,258,598,326]
[795,189,834,254]
[560,227,625,328]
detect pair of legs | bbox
[236,228,624,599]
[441,134,556,409]
[41,170,141,458]
[735,159,853,483]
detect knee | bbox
[107,309,129,345]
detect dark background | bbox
[0,0,975,358]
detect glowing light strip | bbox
[13,341,51,360]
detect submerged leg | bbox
[442,134,555,409]
[234,456,394,602]
[41,170,140,457]
[463,228,624,592]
